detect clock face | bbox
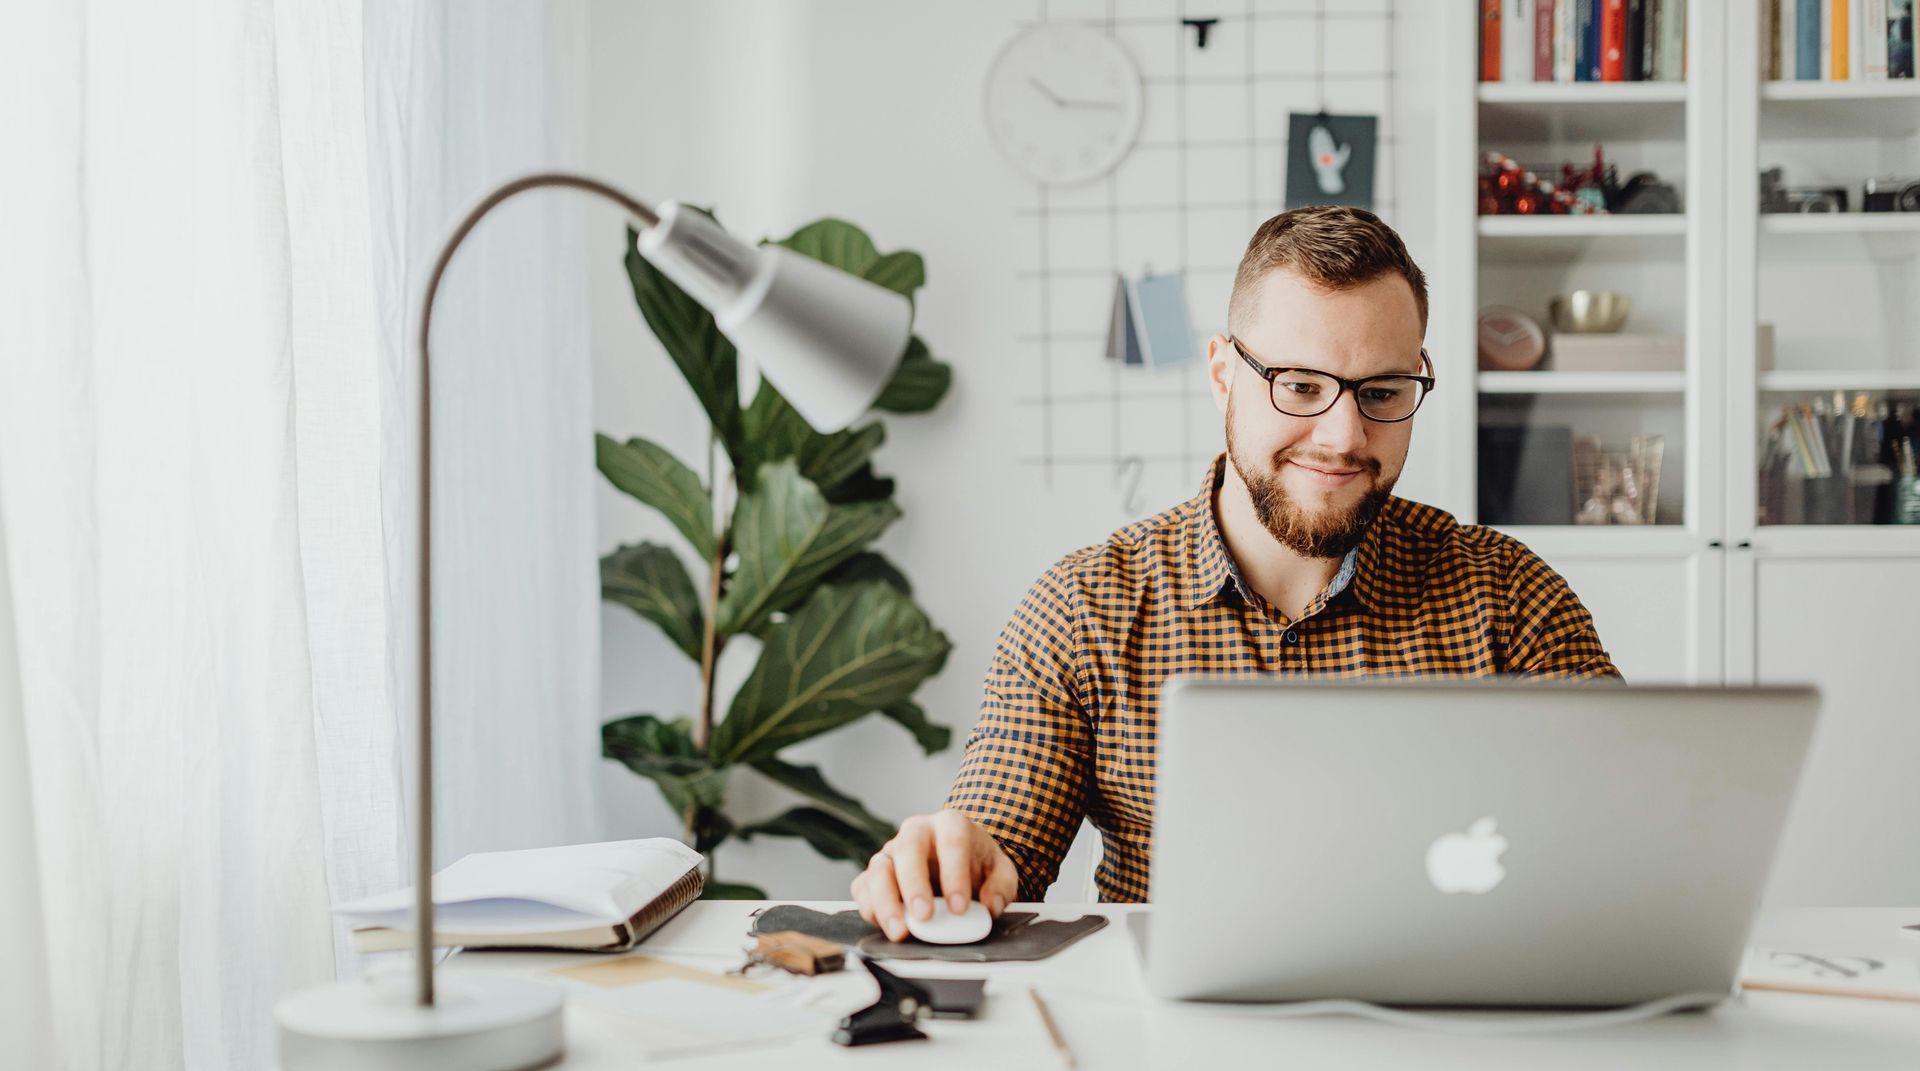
[983,24,1144,187]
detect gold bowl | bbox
[1549,291,1631,333]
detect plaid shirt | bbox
[946,456,1620,903]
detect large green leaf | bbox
[822,551,911,595]
[711,582,951,763]
[876,701,951,756]
[714,460,899,638]
[864,251,926,297]
[871,336,952,414]
[774,219,924,299]
[823,465,896,505]
[601,543,704,661]
[775,219,881,276]
[740,380,887,498]
[623,220,743,457]
[601,714,729,816]
[750,757,893,842]
[595,434,715,559]
[737,806,887,865]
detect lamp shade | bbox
[637,202,911,432]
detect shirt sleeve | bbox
[1502,546,1624,681]
[943,559,1093,902]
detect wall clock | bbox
[983,24,1144,186]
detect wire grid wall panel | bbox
[1014,0,1399,518]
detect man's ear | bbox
[1205,334,1234,415]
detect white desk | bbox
[451,902,1920,1069]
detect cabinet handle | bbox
[1736,540,1752,550]
[1707,540,1724,549]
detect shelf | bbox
[1758,371,1920,393]
[1759,81,1920,139]
[1477,214,1687,260]
[1488,525,1701,558]
[1760,214,1920,235]
[1747,525,1920,557]
[1480,371,1686,394]
[1478,82,1689,143]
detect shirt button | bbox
[1284,629,1300,644]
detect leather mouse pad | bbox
[749,905,1107,963]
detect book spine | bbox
[1893,0,1916,77]
[1782,0,1799,79]
[1826,0,1840,79]
[1852,0,1869,75]
[1866,0,1890,75]
[1762,0,1776,80]
[1483,0,1502,81]
[1627,0,1647,78]
[1536,0,1557,80]
[1602,0,1627,80]
[1506,0,1533,80]
[624,866,705,949]
[1557,0,1577,79]
[1799,0,1823,76]
[1579,0,1599,79]
[1661,0,1687,78]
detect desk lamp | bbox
[273,173,912,1070]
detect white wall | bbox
[586,0,1441,898]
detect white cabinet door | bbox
[1522,535,1724,685]
[1743,554,1920,907]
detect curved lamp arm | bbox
[409,173,910,1007]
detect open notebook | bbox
[337,838,704,953]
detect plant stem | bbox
[694,431,726,756]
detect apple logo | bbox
[1425,817,1509,895]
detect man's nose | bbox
[1309,391,1370,455]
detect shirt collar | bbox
[1185,454,1375,613]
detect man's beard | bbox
[1226,395,1397,560]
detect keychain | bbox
[730,930,846,978]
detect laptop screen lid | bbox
[1143,677,1818,1006]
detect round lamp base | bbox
[275,972,564,1071]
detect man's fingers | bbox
[981,842,1019,917]
[889,820,938,924]
[932,811,976,913]
[862,853,907,942]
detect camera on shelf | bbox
[1862,177,1920,213]
[1759,168,1849,213]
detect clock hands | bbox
[1027,74,1120,111]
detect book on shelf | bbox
[1547,333,1684,372]
[1505,0,1534,81]
[1482,0,1502,82]
[1768,0,1913,81]
[1481,0,1688,83]
[336,838,705,954]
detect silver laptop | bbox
[1135,677,1818,1006]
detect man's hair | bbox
[1227,205,1428,335]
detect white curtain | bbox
[0,2,599,1068]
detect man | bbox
[851,206,1619,941]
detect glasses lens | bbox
[1269,369,1341,417]
[1355,377,1426,421]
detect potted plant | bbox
[598,212,954,898]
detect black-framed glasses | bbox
[1230,336,1435,423]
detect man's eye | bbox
[1361,387,1404,403]
[1281,382,1323,396]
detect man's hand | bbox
[851,809,1019,942]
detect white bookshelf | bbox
[1440,0,1920,911]
[1478,370,1688,394]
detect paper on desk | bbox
[334,838,700,935]
[568,978,830,1058]
[1739,948,1920,1002]
[549,953,768,994]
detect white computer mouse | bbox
[904,899,992,945]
